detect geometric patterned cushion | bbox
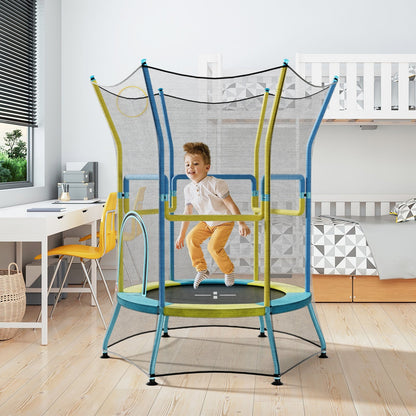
[394,198,416,223]
[390,197,415,214]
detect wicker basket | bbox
[0,263,26,340]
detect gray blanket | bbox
[351,215,416,279]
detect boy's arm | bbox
[175,203,193,249]
[223,195,251,237]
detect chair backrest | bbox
[98,192,118,256]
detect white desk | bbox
[0,200,104,345]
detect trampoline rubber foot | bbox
[258,332,266,338]
[162,333,170,338]
[101,352,109,359]
[272,378,283,386]
[147,378,158,386]
[319,352,328,358]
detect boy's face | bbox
[184,153,210,183]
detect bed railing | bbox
[311,195,411,217]
[296,54,416,120]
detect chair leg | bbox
[36,256,65,322]
[49,256,75,318]
[79,259,107,329]
[78,259,113,306]
[77,259,92,300]
[95,259,114,305]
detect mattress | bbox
[312,216,377,276]
[312,215,416,279]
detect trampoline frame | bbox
[92,61,338,385]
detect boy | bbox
[175,142,250,289]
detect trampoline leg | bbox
[307,302,328,358]
[147,313,164,386]
[101,302,121,358]
[264,309,282,385]
[162,315,170,337]
[258,316,266,337]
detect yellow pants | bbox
[186,221,234,274]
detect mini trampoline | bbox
[118,279,309,317]
[92,60,338,385]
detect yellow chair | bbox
[78,187,146,289]
[35,192,117,328]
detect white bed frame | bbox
[311,195,411,217]
[296,53,416,122]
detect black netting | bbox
[106,308,322,379]
[97,64,329,281]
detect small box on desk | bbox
[57,182,95,200]
[65,161,98,198]
[63,170,89,183]
[25,258,68,305]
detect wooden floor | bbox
[1,284,416,416]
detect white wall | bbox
[60,0,416,199]
[312,125,416,198]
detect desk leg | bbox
[90,220,97,306]
[16,242,23,269]
[41,236,48,345]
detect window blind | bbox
[0,0,37,127]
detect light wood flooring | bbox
[1,283,416,416]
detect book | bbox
[27,207,66,212]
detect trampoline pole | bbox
[147,313,165,385]
[141,60,167,309]
[264,308,282,385]
[162,315,170,337]
[90,76,125,292]
[159,89,176,281]
[101,302,121,358]
[305,77,338,293]
[258,315,266,337]
[263,63,288,306]
[253,89,269,281]
[307,303,328,358]
[253,222,259,281]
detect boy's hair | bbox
[183,142,211,165]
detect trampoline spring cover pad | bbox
[117,279,311,318]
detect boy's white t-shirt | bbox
[184,175,232,227]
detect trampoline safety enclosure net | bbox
[92,61,337,383]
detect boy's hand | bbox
[238,222,250,237]
[175,236,185,249]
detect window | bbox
[0,0,37,189]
